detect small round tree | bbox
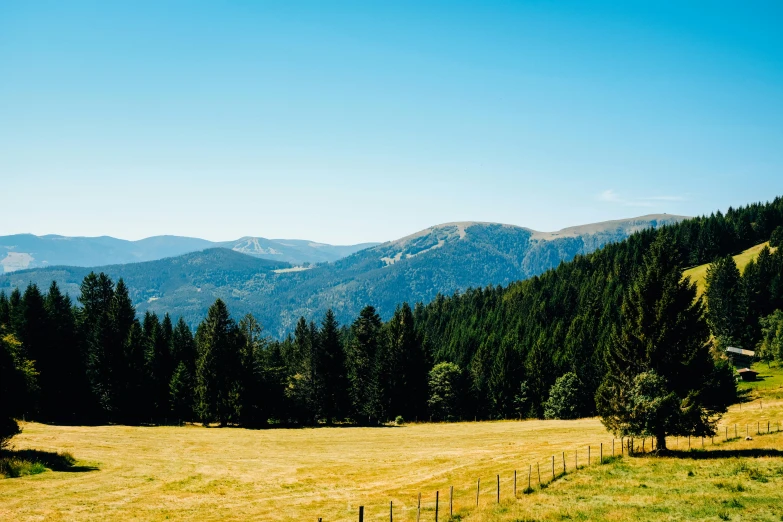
[543,372,588,420]
[428,362,463,421]
[596,233,735,451]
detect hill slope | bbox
[683,241,775,296]
[0,233,376,272]
[0,215,686,336]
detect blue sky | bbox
[1,1,782,244]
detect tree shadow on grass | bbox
[640,449,783,460]
[1,449,98,472]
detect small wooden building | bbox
[737,368,758,382]
[726,347,756,368]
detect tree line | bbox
[0,275,433,427]
[2,198,783,444]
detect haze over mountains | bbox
[0,234,378,272]
[0,214,686,337]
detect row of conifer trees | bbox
[2,198,783,431]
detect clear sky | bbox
[1,1,782,244]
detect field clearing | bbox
[3,386,783,521]
[683,241,772,297]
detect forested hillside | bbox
[2,200,782,429]
[0,215,684,337]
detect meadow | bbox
[2,364,783,521]
[683,241,773,297]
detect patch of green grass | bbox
[491,432,783,521]
[0,457,47,478]
[0,449,92,479]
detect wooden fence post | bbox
[359,506,364,522]
[588,446,591,465]
[435,491,439,522]
[390,501,393,522]
[514,470,517,497]
[476,478,480,506]
[552,456,555,481]
[450,486,453,518]
[528,465,532,491]
[612,439,614,457]
[537,463,541,486]
[497,474,500,503]
[600,443,603,464]
[417,493,421,522]
[562,451,566,474]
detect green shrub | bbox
[394,415,405,425]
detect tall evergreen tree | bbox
[237,313,267,426]
[42,281,83,422]
[195,299,242,425]
[16,284,48,415]
[78,272,117,418]
[346,305,382,424]
[596,234,732,450]
[170,317,197,422]
[705,256,747,348]
[319,309,348,423]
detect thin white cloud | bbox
[598,189,621,203]
[598,190,686,207]
[641,195,687,202]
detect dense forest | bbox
[2,199,783,429]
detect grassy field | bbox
[683,242,773,297]
[3,381,783,522]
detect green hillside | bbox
[0,217,683,337]
[683,241,774,297]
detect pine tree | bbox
[195,299,241,425]
[42,282,83,422]
[78,272,117,419]
[596,234,732,450]
[121,320,147,422]
[378,304,424,420]
[346,306,382,424]
[237,313,267,426]
[705,256,747,348]
[170,318,197,422]
[0,292,9,326]
[16,284,48,416]
[319,309,348,423]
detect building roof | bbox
[737,368,757,374]
[727,347,756,357]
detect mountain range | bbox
[0,214,687,337]
[0,234,378,272]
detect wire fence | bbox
[317,416,783,522]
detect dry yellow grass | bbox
[2,394,783,521]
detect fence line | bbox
[319,417,782,521]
